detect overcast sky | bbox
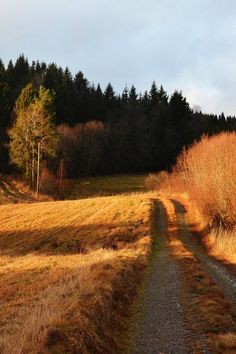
[1,0,236,115]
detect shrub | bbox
[174,133,236,227]
[144,171,169,191]
[40,169,72,198]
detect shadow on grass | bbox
[0,221,147,257]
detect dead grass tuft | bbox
[209,332,236,353]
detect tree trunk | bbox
[36,142,40,195]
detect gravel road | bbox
[128,197,236,354]
[130,201,191,354]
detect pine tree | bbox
[104,83,115,101]
[143,90,149,104]
[157,85,168,104]
[122,85,129,103]
[149,81,158,104]
[129,85,138,103]
[104,83,116,122]
[74,71,90,122]
[169,91,192,122]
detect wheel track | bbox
[172,199,236,307]
[128,196,236,354]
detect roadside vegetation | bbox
[153,132,236,266]
[0,194,151,353]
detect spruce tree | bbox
[104,83,115,101]
[129,85,138,103]
[149,81,158,104]
[122,85,129,103]
[157,85,168,104]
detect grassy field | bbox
[69,174,146,199]
[0,174,146,204]
[0,193,151,353]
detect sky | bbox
[1,0,236,115]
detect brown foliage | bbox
[159,132,236,266]
[174,133,236,227]
[40,168,72,199]
[144,172,168,191]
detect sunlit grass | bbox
[159,132,236,268]
[0,193,151,353]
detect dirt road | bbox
[128,197,236,354]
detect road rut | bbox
[129,200,191,354]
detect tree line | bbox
[1,55,236,182]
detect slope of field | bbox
[0,175,51,205]
[0,176,34,205]
[0,194,151,354]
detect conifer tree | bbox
[122,85,129,103]
[157,85,168,104]
[149,81,158,103]
[104,83,115,101]
[169,91,192,122]
[129,85,138,102]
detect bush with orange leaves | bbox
[158,132,236,264]
[172,133,236,227]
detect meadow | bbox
[0,192,151,353]
[2,140,236,353]
[69,174,146,199]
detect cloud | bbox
[1,0,236,115]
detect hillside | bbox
[1,179,236,353]
[0,194,151,353]
[0,175,52,205]
[0,176,33,204]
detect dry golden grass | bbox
[204,228,236,266]
[0,194,151,353]
[157,132,236,268]
[171,133,236,227]
[209,332,236,353]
